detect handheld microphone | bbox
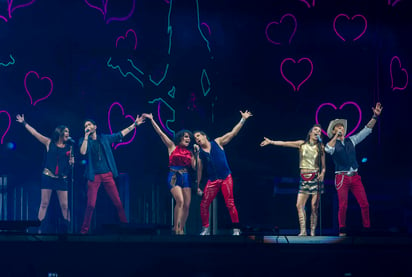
[316,135,322,143]
[85,129,90,133]
[67,137,75,144]
[337,131,343,137]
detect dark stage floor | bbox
[0,231,411,277]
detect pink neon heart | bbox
[24,71,53,106]
[115,29,137,50]
[0,110,11,144]
[390,56,409,91]
[280,57,313,91]
[265,13,297,45]
[333,14,367,42]
[0,0,36,22]
[108,102,136,149]
[84,0,135,24]
[315,101,362,138]
[299,0,315,8]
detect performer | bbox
[260,124,325,236]
[16,114,74,233]
[142,113,197,235]
[325,102,382,236]
[194,110,253,236]
[79,116,145,234]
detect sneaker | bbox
[339,227,347,237]
[200,227,210,236]
[232,228,241,236]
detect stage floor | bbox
[0,233,411,277]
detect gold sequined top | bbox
[299,143,320,170]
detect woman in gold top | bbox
[260,124,325,236]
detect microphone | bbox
[85,129,90,133]
[67,137,76,144]
[337,131,343,137]
[193,144,199,153]
[316,135,322,143]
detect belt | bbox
[43,168,68,179]
[337,171,358,177]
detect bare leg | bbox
[310,193,320,236]
[296,193,309,236]
[170,186,184,234]
[179,187,192,234]
[38,189,53,221]
[56,190,70,221]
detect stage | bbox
[0,231,411,277]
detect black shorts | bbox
[41,175,69,191]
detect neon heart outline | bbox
[299,0,315,8]
[0,0,36,22]
[265,13,297,45]
[390,56,409,91]
[280,57,313,91]
[333,14,367,42]
[84,0,135,24]
[0,110,11,144]
[315,101,362,138]
[388,0,401,7]
[107,102,136,149]
[24,71,53,106]
[115,29,137,50]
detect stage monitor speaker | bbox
[0,220,41,233]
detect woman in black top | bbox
[17,114,74,232]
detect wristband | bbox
[372,115,379,120]
[22,121,28,127]
[240,118,246,124]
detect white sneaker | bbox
[200,227,210,236]
[232,228,241,236]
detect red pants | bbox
[80,172,127,234]
[335,173,370,229]
[200,174,239,228]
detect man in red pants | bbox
[194,110,252,236]
[79,116,145,234]
[325,102,382,236]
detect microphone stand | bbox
[318,140,323,236]
[69,145,74,234]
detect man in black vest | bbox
[325,102,382,236]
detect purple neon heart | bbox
[24,71,53,106]
[265,13,297,45]
[115,29,137,50]
[84,0,135,24]
[315,101,362,138]
[108,102,136,149]
[0,110,11,144]
[0,0,36,22]
[280,57,313,91]
[299,0,315,8]
[333,14,367,42]
[390,56,409,91]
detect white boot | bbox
[232,228,241,236]
[200,227,210,236]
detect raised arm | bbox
[142,113,175,154]
[16,114,51,149]
[366,102,383,129]
[260,137,304,149]
[120,114,145,137]
[215,110,253,147]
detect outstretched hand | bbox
[135,114,146,126]
[372,102,383,117]
[16,114,25,124]
[142,113,153,121]
[260,137,272,147]
[240,110,253,120]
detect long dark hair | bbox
[303,124,324,165]
[174,129,194,148]
[51,125,68,143]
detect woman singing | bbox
[142,113,196,235]
[260,124,325,236]
[16,114,74,233]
